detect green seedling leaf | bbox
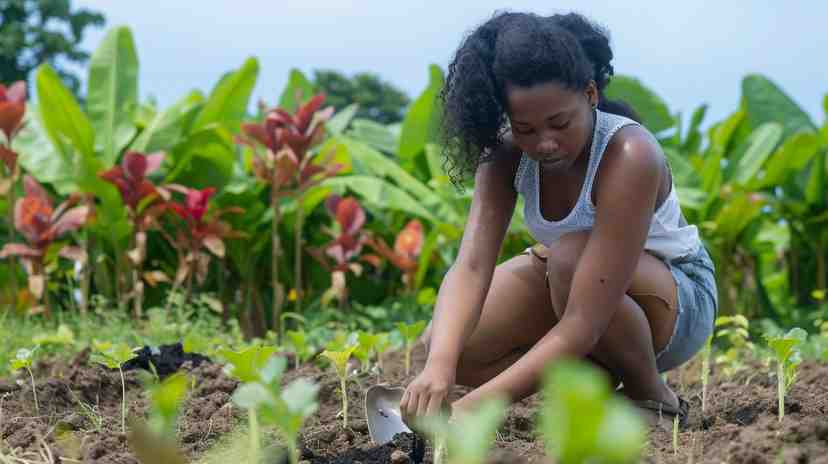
[10,347,35,371]
[320,346,357,380]
[540,359,645,464]
[33,325,75,346]
[396,321,426,343]
[232,382,273,410]
[147,373,189,436]
[418,396,508,464]
[182,334,211,355]
[220,346,277,383]
[91,342,135,369]
[286,330,314,365]
[259,356,288,386]
[766,327,808,363]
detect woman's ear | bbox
[585,80,599,108]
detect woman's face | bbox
[506,80,598,172]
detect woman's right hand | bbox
[400,361,456,429]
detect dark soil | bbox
[1,342,826,463]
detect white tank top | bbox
[513,109,701,261]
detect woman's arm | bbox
[400,139,519,419]
[453,126,663,410]
[426,148,520,370]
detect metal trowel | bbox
[364,384,412,445]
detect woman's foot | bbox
[616,383,685,431]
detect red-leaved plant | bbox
[1,81,27,306]
[99,151,171,318]
[163,186,245,310]
[308,195,378,308]
[0,176,91,315]
[364,219,425,292]
[238,93,342,335]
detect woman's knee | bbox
[544,232,590,311]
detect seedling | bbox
[700,335,712,413]
[417,396,508,464]
[146,372,189,436]
[9,347,39,414]
[32,324,75,347]
[285,330,314,368]
[765,327,807,422]
[220,345,277,383]
[396,321,426,375]
[714,315,753,378]
[354,331,381,373]
[233,356,320,464]
[374,332,393,380]
[320,346,357,429]
[91,342,137,433]
[539,359,646,464]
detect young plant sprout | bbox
[539,359,646,464]
[374,332,392,379]
[701,335,712,414]
[286,330,314,368]
[232,356,320,464]
[91,342,137,434]
[354,331,381,373]
[417,396,508,464]
[10,347,39,414]
[320,345,357,429]
[396,321,426,375]
[765,327,807,422]
[714,315,753,378]
[220,345,277,383]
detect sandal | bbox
[633,396,689,429]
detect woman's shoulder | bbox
[591,122,666,204]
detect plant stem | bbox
[286,437,299,464]
[6,180,18,304]
[672,414,679,454]
[271,188,284,341]
[816,237,826,295]
[777,360,784,422]
[119,366,127,434]
[80,232,92,316]
[25,367,38,415]
[294,191,305,315]
[249,408,260,464]
[701,336,711,414]
[341,377,349,430]
[405,346,412,376]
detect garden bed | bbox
[1,344,826,463]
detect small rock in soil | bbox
[390,449,410,463]
[0,380,19,393]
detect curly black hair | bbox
[440,11,640,186]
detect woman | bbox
[400,11,718,428]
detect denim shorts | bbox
[653,244,718,372]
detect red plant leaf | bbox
[0,243,42,259]
[145,152,165,175]
[122,152,148,179]
[335,197,365,236]
[295,94,326,132]
[0,100,25,142]
[15,196,52,244]
[50,205,90,237]
[185,187,215,222]
[6,81,26,103]
[22,175,51,205]
[58,245,87,263]
[394,220,424,259]
[272,148,299,189]
[325,194,342,217]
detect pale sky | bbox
[74,1,827,128]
